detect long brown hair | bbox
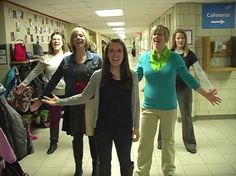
[101,38,132,88]
[48,32,69,54]
[171,29,189,57]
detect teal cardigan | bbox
[136,50,200,110]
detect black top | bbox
[97,76,132,134]
[175,50,198,90]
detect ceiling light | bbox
[115,31,125,34]
[107,22,124,26]
[112,27,125,31]
[95,9,123,17]
[118,33,126,39]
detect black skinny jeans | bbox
[95,130,133,176]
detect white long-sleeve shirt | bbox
[22,52,71,96]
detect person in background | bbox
[16,32,70,154]
[102,40,107,59]
[157,29,217,154]
[30,27,102,176]
[41,38,140,176]
[131,41,136,57]
[134,24,221,176]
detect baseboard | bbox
[194,114,236,120]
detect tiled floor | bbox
[19,57,236,176]
[19,118,236,176]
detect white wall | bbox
[139,2,236,117]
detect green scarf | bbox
[150,47,171,71]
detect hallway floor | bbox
[19,118,236,176]
[19,57,236,176]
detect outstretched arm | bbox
[192,61,218,94]
[42,71,99,107]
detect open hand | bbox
[206,89,221,105]
[41,94,60,106]
[30,98,42,112]
[15,84,26,95]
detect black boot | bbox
[89,136,99,176]
[120,162,134,176]
[73,139,83,176]
[92,158,99,176]
[47,128,59,154]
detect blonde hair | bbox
[150,24,170,42]
[171,29,189,57]
[69,27,91,52]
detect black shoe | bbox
[186,147,197,154]
[47,144,57,154]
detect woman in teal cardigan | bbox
[135,24,221,176]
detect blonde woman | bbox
[31,27,102,176]
[135,25,221,176]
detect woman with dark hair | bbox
[16,32,70,154]
[41,38,140,176]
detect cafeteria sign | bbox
[202,3,235,29]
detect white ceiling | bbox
[7,0,235,38]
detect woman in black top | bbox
[157,29,217,154]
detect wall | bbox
[0,1,10,83]
[140,2,236,117]
[173,3,236,116]
[0,1,69,83]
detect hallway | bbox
[19,57,236,176]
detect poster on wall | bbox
[202,3,235,29]
[0,45,7,65]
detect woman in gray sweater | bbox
[42,38,140,176]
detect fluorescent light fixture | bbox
[95,9,123,17]
[115,31,125,34]
[112,27,125,31]
[118,33,126,39]
[107,22,124,26]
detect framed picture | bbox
[0,45,7,65]
[185,30,193,45]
